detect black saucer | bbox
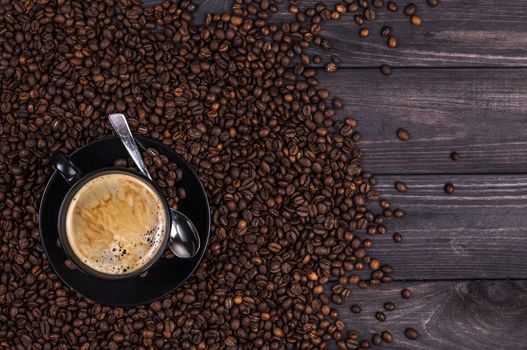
[39,136,210,306]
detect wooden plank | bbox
[364,174,527,280]
[319,68,527,175]
[147,0,527,67]
[327,280,527,350]
[276,0,527,67]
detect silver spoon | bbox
[108,113,201,258]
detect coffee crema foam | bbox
[65,173,166,275]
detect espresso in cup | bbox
[64,173,168,275]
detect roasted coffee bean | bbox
[388,1,398,11]
[384,302,396,311]
[372,333,382,345]
[326,63,338,72]
[369,258,381,271]
[375,311,387,322]
[394,181,407,192]
[393,232,403,243]
[381,65,393,76]
[393,208,405,218]
[351,305,362,314]
[64,260,77,271]
[445,183,455,194]
[427,0,439,7]
[381,26,392,37]
[450,151,460,160]
[404,3,417,16]
[397,128,411,141]
[364,8,376,21]
[354,14,366,25]
[348,3,360,12]
[405,327,420,340]
[359,28,370,37]
[332,294,343,304]
[381,331,394,343]
[331,55,342,65]
[401,288,412,299]
[387,35,399,48]
[411,15,422,26]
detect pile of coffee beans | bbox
[0,0,437,349]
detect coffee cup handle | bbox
[51,152,83,186]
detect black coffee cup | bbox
[51,151,172,280]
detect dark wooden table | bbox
[151,0,527,348]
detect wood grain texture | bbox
[144,0,527,67]
[284,0,527,67]
[365,174,527,280]
[327,280,527,350]
[319,68,527,175]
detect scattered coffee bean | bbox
[336,4,347,14]
[331,55,342,65]
[381,331,394,343]
[387,35,399,48]
[427,0,440,7]
[411,15,422,26]
[395,181,407,192]
[405,327,420,340]
[388,1,398,11]
[393,232,403,243]
[401,288,412,299]
[381,65,393,76]
[397,128,411,141]
[364,8,376,21]
[381,26,392,37]
[351,304,362,314]
[450,151,460,161]
[360,28,370,37]
[348,3,360,12]
[404,3,417,16]
[393,208,405,218]
[326,62,338,72]
[372,333,382,345]
[384,302,396,311]
[375,311,387,322]
[369,258,381,271]
[445,183,455,194]
[372,0,385,8]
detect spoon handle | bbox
[108,113,152,180]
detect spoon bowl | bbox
[169,210,200,258]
